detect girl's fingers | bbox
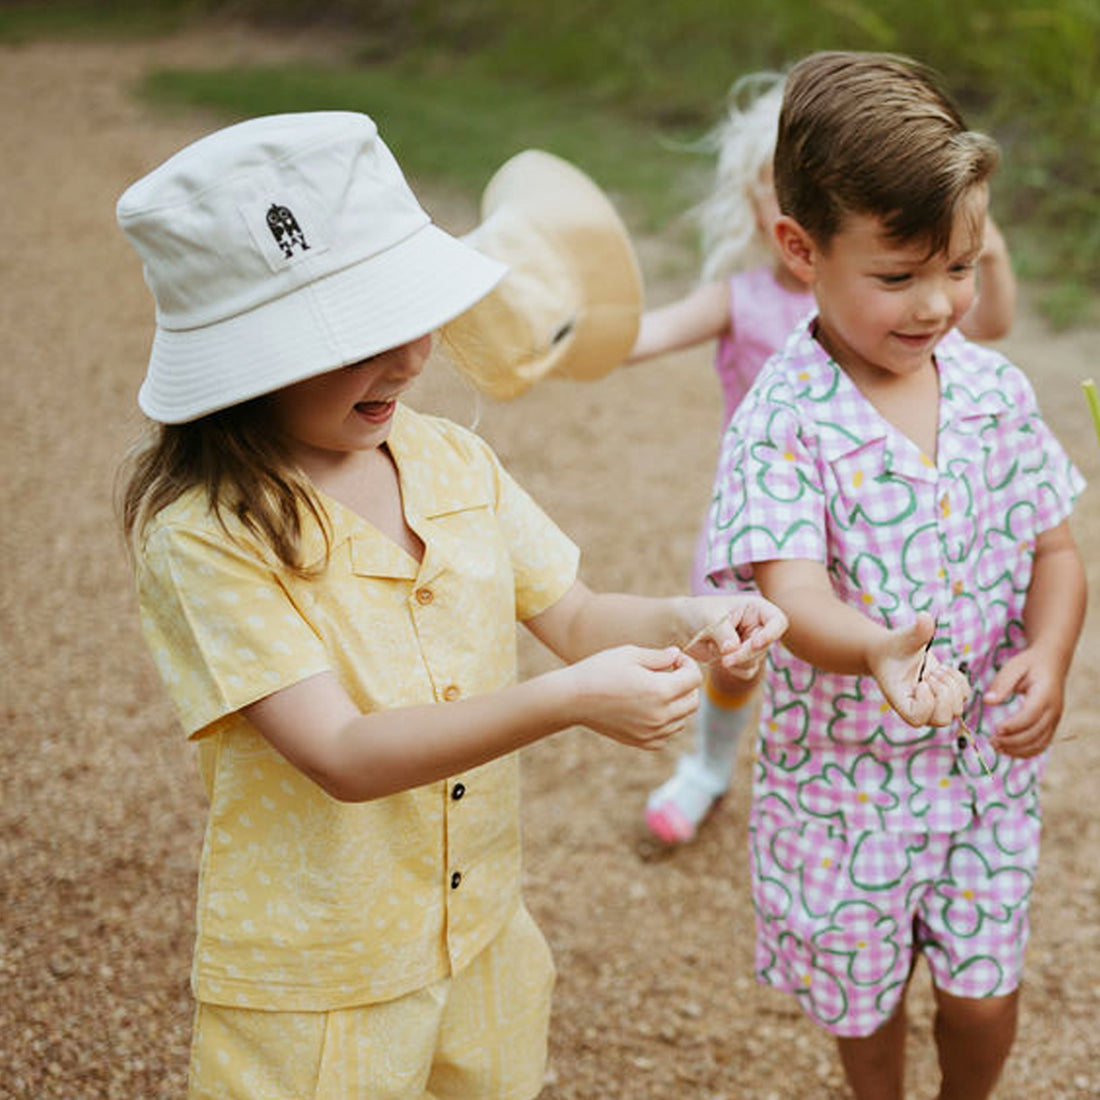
[639,644,692,672]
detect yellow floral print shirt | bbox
[137,405,579,1010]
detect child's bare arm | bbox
[627,280,731,363]
[754,558,970,727]
[239,582,784,803]
[524,578,787,677]
[985,520,1085,757]
[957,216,1016,342]
[243,643,702,803]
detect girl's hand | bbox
[568,645,703,749]
[682,595,788,679]
[984,647,1066,758]
[867,614,971,727]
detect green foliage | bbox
[0,0,189,40]
[388,0,1100,320]
[9,0,1098,321]
[138,63,710,232]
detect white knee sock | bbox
[692,684,752,790]
[645,681,756,843]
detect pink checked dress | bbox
[690,266,813,594]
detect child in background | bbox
[116,111,787,1100]
[636,71,1017,847]
[706,52,1084,1099]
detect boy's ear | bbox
[774,216,817,283]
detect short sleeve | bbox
[138,523,332,738]
[1012,370,1085,530]
[484,446,580,621]
[705,388,828,588]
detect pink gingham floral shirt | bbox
[706,319,1084,834]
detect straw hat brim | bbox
[442,150,642,401]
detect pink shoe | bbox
[645,800,697,844]
[644,756,727,845]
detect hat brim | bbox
[442,150,641,400]
[138,223,506,423]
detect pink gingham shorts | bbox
[748,803,1040,1037]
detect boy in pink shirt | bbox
[707,52,1085,1099]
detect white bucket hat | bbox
[441,149,642,401]
[117,111,506,423]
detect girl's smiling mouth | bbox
[354,399,396,423]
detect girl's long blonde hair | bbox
[696,71,786,283]
[118,396,331,577]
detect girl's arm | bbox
[241,580,786,802]
[984,519,1086,757]
[523,578,787,678]
[957,216,1016,342]
[753,558,970,727]
[244,642,702,803]
[627,280,731,363]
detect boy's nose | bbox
[914,280,953,322]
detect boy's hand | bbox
[683,595,788,678]
[868,613,971,727]
[569,645,703,749]
[984,647,1066,758]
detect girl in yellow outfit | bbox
[116,112,788,1100]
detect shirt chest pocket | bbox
[418,497,510,585]
[826,438,922,535]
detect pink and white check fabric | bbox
[749,804,1040,1036]
[707,318,1081,1034]
[706,319,1084,834]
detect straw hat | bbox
[442,149,642,401]
[117,112,506,423]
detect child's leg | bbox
[917,804,1035,1100]
[835,997,908,1100]
[645,670,756,843]
[931,987,1018,1100]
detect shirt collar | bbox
[934,329,1015,420]
[784,318,1004,479]
[301,404,493,579]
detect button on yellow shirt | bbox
[137,406,579,1010]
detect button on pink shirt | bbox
[706,320,1083,833]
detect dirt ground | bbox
[3,27,1100,1100]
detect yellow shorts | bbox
[188,903,555,1100]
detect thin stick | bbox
[958,716,995,778]
[917,634,935,681]
[683,619,724,654]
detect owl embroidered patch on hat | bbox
[117,111,506,423]
[441,149,643,401]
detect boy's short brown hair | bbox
[775,51,999,253]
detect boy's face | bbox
[781,185,987,385]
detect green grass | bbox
[0,0,186,41]
[138,62,712,235]
[8,0,1098,325]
